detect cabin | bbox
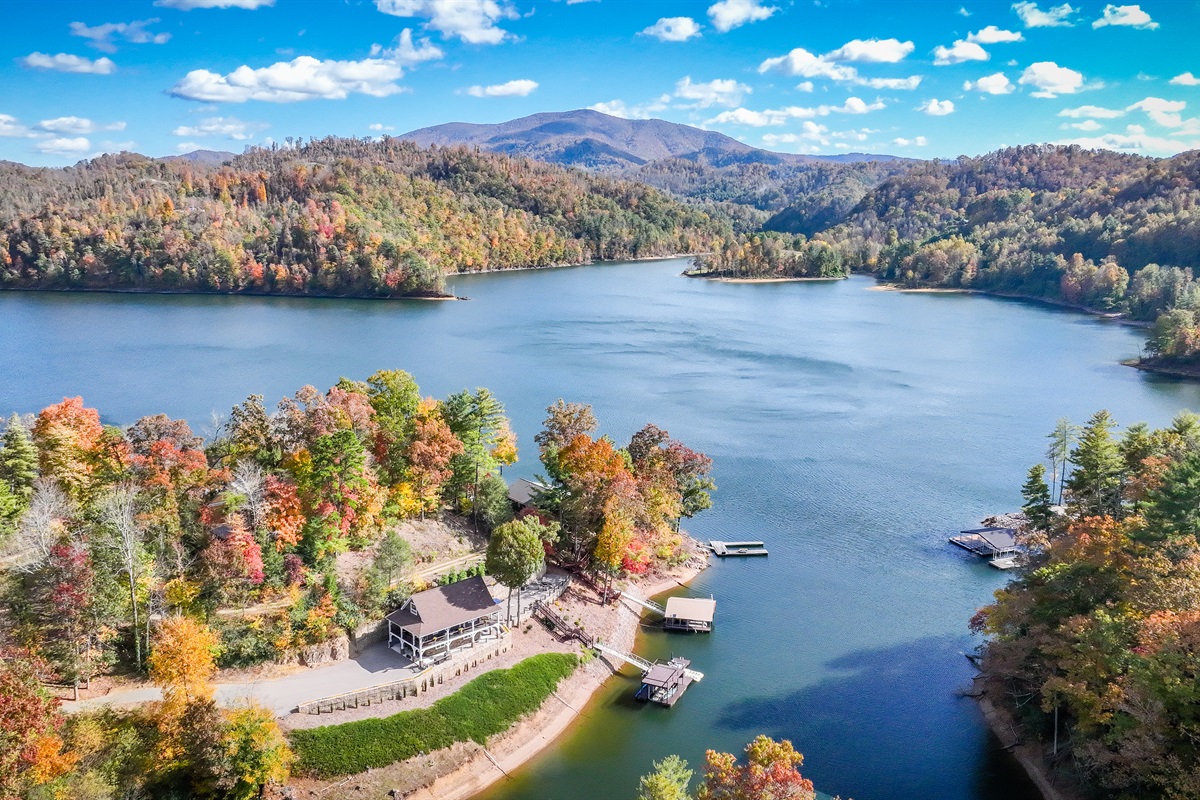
[636,657,695,706]
[508,478,546,514]
[949,527,1019,560]
[385,575,503,666]
[663,597,716,632]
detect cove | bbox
[3,259,1200,800]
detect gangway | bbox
[592,641,704,682]
[619,592,665,616]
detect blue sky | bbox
[1,0,1198,166]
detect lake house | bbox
[386,575,503,665]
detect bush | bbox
[290,652,577,778]
[215,618,282,669]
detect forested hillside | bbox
[0,137,735,298]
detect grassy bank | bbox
[290,652,579,778]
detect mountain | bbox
[161,149,237,165]
[400,109,907,171]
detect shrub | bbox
[290,652,577,777]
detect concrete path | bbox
[64,641,418,717]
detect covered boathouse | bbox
[949,527,1019,559]
[663,597,716,632]
[386,575,503,666]
[636,657,695,706]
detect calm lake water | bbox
[4,260,1200,800]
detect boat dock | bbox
[706,540,768,557]
[620,592,716,632]
[950,528,1020,568]
[591,641,704,707]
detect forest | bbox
[0,373,713,799]
[0,137,736,298]
[975,410,1200,799]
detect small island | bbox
[683,232,849,282]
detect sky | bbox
[1,0,1199,166]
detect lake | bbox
[3,260,1199,800]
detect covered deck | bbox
[636,658,695,707]
[950,527,1019,559]
[386,575,503,667]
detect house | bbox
[508,478,546,513]
[385,575,503,665]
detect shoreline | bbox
[866,281,1149,327]
[0,285,465,302]
[682,271,846,284]
[1123,357,1200,380]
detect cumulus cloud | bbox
[826,38,914,63]
[707,0,778,32]
[758,48,858,81]
[892,136,929,146]
[967,25,1024,43]
[375,0,518,45]
[37,117,125,135]
[1067,119,1103,131]
[465,78,538,97]
[21,52,116,74]
[368,123,395,131]
[0,115,31,137]
[69,19,170,52]
[1060,124,1198,156]
[706,97,884,126]
[857,76,922,90]
[155,0,273,7]
[674,76,750,108]
[172,57,408,102]
[919,98,955,115]
[587,95,669,119]
[1058,105,1124,118]
[1170,73,1200,87]
[1127,97,1187,127]
[640,17,701,42]
[35,137,92,156]
[175,141,202,152]
[933,40,989,65]
[964,72,1015,94]
[1012,2,1076,27]
[1019,61,1084,97]
[172,116,267,139]
[1092,4,1158,29]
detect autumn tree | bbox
[31,397,108,501]
[697,735,816,800]
[0,650,74,798]
[366,369,422,484]
[149,616,220,767]
[638,754,693,800]
[404,399,463,514]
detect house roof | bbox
[385,575,499,637]
[665,597,716,623]
[508,478,545,507]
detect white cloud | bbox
[919,98,955,115]
[892,136,929,146]
[172,116,267,139]
[707,0,778,32]
[171,56,409,102]
[1060,124,1199,156]
[20,52,116,74]
[934,40,989,65]
[175,141,202,152]
[827,38,914,63]
[1012,2,1076,27]
[796,81,814,92]
[69,19,170,52]
[35,137,92,156]
[963,72,1015,94]
[640,17,701,42]
[374,0,518,45]
[1170,73,1200,87]
[1092,4,1158,29]
[369,29,445,64]
[37,117,125,135]
[1058,105,1124,118]
[758,48,858,81]
[959,6,972,15]
[857,76,922,90]
[465,78,538,97]
[155,0,273,7]
[674,76,750,108]
[1019,61,1084,97]
[831,127,878,142]
[706,97,883,126]
[368,123,395,131]
[967,25,1024,43]
[0,115,30,137]
[1067,119,1103,131]
[1128,97,1187,127]
[588,100,636,118]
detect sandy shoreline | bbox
[287,552,710,799]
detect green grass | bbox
[289,652,579,778]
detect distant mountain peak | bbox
[160,149,237,165]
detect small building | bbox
[636,657,695,706]
[508,478,546,513]
[663,597,716,633]
[950,527,1019,560]
[386,575,503,665]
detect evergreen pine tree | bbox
[1021,464,1053,531]
[1065,410,1125,518]
[0,414,38,502]
[1142,449,1200,541]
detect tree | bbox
[372,530,412,587]
[536,400,598,479]
[1066,411,1125,518]
[0,414,38,505]
[149,616,219,709]
[404,399,463,514]
[32,397,108,501]
[1142,449,1200,541]
[697,735,816,800]
[367,369,422,483]
[1022,464,1053,532]
[98,484,150,670]
[638,754,693,800]
[486,516,554,622]
[1046,418,1078,506]
[221,704,292,800]
[0,650,73,798]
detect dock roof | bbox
[385,575,499,637]
[642,659,690,689]
[665,597,716,623]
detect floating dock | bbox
[707,540,768,557]
[619,592,716,632]
[591,642,703,707]
[949,528,1018,563]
